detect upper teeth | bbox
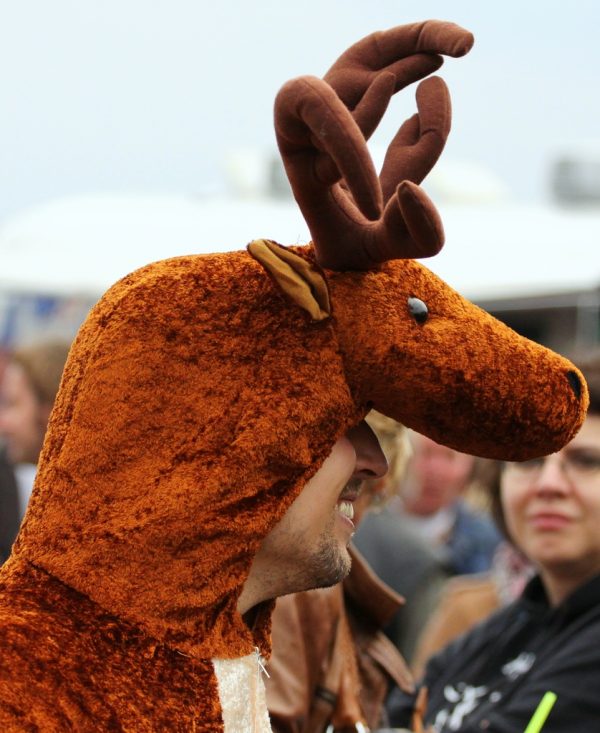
[338,500,354,520]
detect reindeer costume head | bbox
[0,21,587,732]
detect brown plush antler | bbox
[324,21,472,148]
[274,21,473,270]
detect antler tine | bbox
[324,21,473,141]
[275,75,384,270]
[320,22,471,205]
[275,75,443,270]
[380,75,451,201]
[275,22,473,270]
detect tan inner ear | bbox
[247,240,331,321]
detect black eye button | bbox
[407,296,428,325]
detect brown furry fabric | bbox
[0,557,223,731]
[16,250,357,659]
[0,248,360,729]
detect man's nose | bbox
[346,420,388,480]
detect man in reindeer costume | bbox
[0,20,587,732]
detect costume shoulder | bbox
[0,557,222,731]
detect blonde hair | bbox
[365,410,411,505]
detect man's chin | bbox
[310,543,352,590]
[277,540,352,597]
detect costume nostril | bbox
[567,370,582,400]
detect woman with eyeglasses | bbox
[387,355,600,732]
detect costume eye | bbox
[407,296,428,325]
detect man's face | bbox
[249,420,387,600]
[403,433,474,516]
[0,362,48,465]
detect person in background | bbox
[0,448,20,564]
[388,353,600,732]
[266,412,415,732]
[354,432,501,663]
[0,354,21,563]
[401,433,502,576]
[354,427,451,663]
[410,460,534,679]
[0,340,71,518]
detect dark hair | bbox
[11,340,71,406]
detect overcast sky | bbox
[1,0,600,225]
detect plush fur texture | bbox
[0,557,224,731]
[0,20,589,732]
[16,250,359,659]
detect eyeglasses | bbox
[503,448,600,487]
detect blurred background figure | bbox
[401,433,502,576]
[0,354,20,562]
[354,427,449,663]
[0,340,70,523]
[354,431,501,663]
[410,459,534,678]
[266,412,414,733]
[388,353,600,732]
[0,448,20,564]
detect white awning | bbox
[1,192,599,301]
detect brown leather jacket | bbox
[266,546,414,732]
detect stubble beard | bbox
[284,520,352,595]
[307,534,351,590]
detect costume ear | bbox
[247,239,331,321]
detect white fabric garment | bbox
[213,652,272,732]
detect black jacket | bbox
[0,451,20,563]
[388,573,600,731]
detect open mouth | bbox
[336,479,361,525]
[337,499,355,521]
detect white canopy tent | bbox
[0,193,309,297]
[0,192,599,301]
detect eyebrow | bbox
[561,445,600,454]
